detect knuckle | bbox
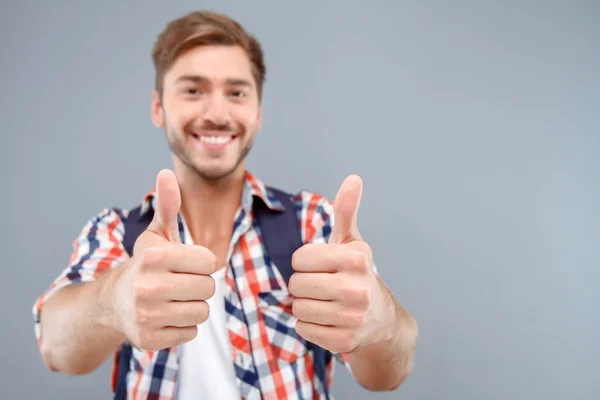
[197,302,210,324]
[193,247,218,274]
[139,329,159,350]
[169,326,197,347]
[355,291,371,312]
[288,273,298,296]
[333,332,357,354]
[349,240,371,256]
[355,311,367,327]
[340,310,364,328]
[291,299,299,316]
[204,276,216,299]
[203,249,218,273]
[182,326,198,343]
[342,282,370,307]
[138,247,164,268]
[128,328,143,348]
[329,343,342,354]
[292,298,303,318]
[133,281,151,302]
[133,306,151,325]
[315,305,327,323]
[356,286,371,308]
[335,342,353,354]
[341,283,358,299]
[348,251,369,272]
[329,340,344,354]
[136,251,149,269]
[340,284,353,299]
[357,241,372,258]
[294,320,308,339]
[181,304,195,325]
[290,249,301,270]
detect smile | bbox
[191,133,237,149]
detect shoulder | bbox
[72,206,136,242]
[84,206,131,227]
[66,205,141,270]
[288,189,334,216]
[82,186,156,234]
[284,189,335,244]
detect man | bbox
[32,10,418,400]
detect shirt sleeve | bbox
[31,207,130,345]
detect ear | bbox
[151,89,165,128]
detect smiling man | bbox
[32,10,418,400]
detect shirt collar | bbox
[137,170,284,220]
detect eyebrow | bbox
[175,75,252,88]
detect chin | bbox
[191,161,244,182]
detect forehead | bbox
[165,44,254,85]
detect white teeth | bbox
[199,136,231,145]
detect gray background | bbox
[1,0,598,399]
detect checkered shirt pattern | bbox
[32,171,350,400]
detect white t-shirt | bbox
[177,223,240,399]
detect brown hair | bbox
[151,10,266,100]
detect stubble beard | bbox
[165,125,255,182]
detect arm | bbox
[38,267,127,374]
[36,171,219,375]
[33,208,129,375]
[296,185,417,391]
[346,275,418,391]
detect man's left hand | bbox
[289,175,391,354]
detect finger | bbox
[165,274,216,302]
[138,326,198,351]
[291,244,340,273]
[148,169,182,243]
[291,243,370,274]
[295,321,356,354]
[288,272,339,301]
[141,243,218,275]
[160,300,210,328]
[329,174,363,244]
[293,298,364,328]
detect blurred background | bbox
[1,0,598,399]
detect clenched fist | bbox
[290,175,387,355]
[111,169,218,351]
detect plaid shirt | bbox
[33,171,351,399]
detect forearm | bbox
[347,278,418,391]
[38,266,127,375]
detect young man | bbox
[32,10,418,400]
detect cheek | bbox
[235,108,259,131]
[166,102,197,131]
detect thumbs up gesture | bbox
[290,175,385,354]
[112,169,218,351]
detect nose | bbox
[203,92,231,127]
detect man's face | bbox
[152,45,262,181]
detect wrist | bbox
[357,279,415,352]
[368,292,398,349]
[97,266,127,338]
[380,286,418,350]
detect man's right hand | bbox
[112,169,217,351]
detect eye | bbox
[230,90,246,98]
[186,88,199,95]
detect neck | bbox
[173,161,246,246]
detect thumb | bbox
[329,174,363,244]
[148,169,181,243]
